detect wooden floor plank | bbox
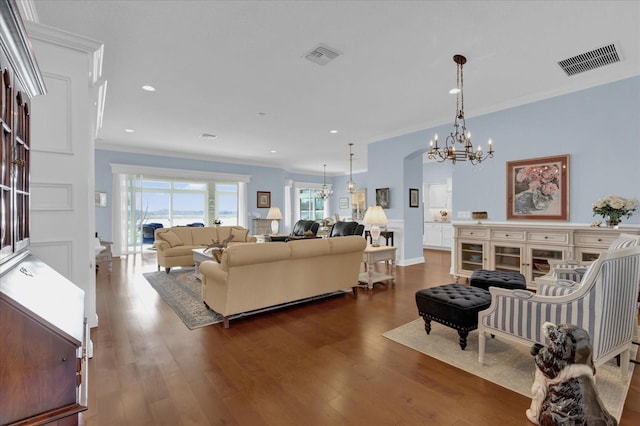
[85,249,640,425]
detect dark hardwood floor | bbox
[86,249,640,425]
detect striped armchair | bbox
[478,245,640,380]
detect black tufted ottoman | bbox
[469,269,526,291]
[415,284,491,350]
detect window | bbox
[298,188,325,221]
[126,176,238,246]
[110,163,250,256]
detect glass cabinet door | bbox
[493,245,522,272]
[528,246,565,283]
[459,241,484,272]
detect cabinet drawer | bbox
[527,231,569,244]
[575,233,617,247]
[458,228,488,239]
[491,230,525,241]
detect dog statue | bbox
[525,322,617,426]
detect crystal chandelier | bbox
[428,54,494,165]
[319,164,333,200]
[347,143,356,193]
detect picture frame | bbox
[376,187,390,209]
[506,154,569,221]
[409,188,419,208]
[339,197,349,209]
[257,191,271,208]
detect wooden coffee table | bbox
[192,248,214,280]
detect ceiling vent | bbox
[557,43,622,76]
[200,133,217,140]
[304,44,341,66]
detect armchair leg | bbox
[620,348,630,380]
[478,331,486,365]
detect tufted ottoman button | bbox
[415,284,491,350]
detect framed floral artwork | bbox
[507,154,569,221]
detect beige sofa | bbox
[154,226,257,272]
[199,235,367,328]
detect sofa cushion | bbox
[214,226,249,242]
[221,242,291,269]
[192,227,221,246]
[161,230,184,247]
[230,226,249,242]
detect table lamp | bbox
[363,205,388,246]
[266,207,282,234]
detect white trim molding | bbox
[110,163,252,183]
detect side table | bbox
[365,230,394,246]
[359,245,397,290]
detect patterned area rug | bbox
[143,269,223,329]
[143,268,347,330]
[383,319,636,421]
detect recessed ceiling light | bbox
[449,88,460,94]
[330,130,338,134]
[270,150,277,154]
[124,129,135,133]
[257,112,266,116]
[142,85,156,92]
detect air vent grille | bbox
[558,43,621,76]
[304,44,341,66]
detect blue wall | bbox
[96,76,640,262]
[368,76,640,260]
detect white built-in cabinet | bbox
[452,223,640,289]
[423,178,453,250]
[424,222,453,250]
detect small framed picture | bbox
[339,197,349,209]
[257,191,271,208]
[409,188,419,208]
[376,187,390,209]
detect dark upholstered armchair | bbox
[329,221,364,237]
[142,223,163,244]
[270,220,320,242]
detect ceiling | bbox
[29,1,640,176]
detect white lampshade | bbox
[266,207,282,234]
[363,205,388,246]
[363,205,388,226]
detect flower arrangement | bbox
[592,195,638,225]
[516,165,560,210]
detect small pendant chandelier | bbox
[347,143,356,193]
[428,54,494,165]
[319,164,333,200]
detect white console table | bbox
[452,222,640,289]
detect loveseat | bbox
[199,235,367,328]
[154,226,257,272]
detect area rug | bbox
[143,269,348,330]
[383,319,636,421]
[143,269,223,329]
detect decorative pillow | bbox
[230,226,249,241]
[161,230,184,247]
